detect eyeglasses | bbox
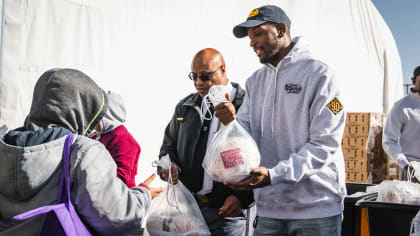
[188,66,222,81]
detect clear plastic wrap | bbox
[376,180,420,205]
[144,156,210,236]
[201,83,260,183]
[202,120,260,183]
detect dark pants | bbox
[197,201,246,236]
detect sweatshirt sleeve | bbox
[71,142,151,236]
[382,103,409,168]
[269,68,346,184]
[236,80,252,134]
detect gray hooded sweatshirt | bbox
[237,36,346,219]
[383,92,420,168]
[99,91,126,134]
[0,69,151,235]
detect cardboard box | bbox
[346,171,369,183]
[343,147,368,160]
[386,156,400,180]
[342,112,387,184]
[343,112,383,137]
[345,159,369,172]
[342,136,367,149]
[343,124,370,136]
[346,112,383,126]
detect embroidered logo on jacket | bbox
[285,83,302,94]
[326,97,343,115]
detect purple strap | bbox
[57,133,75,204]
[13,204,66,220]
[13,134,91,236]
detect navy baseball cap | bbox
[233,5,291,38]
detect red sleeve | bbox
[105,129,140,188]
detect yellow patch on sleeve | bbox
[176,117,183,121]
[326,97,343,115]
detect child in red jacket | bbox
[91,91,140,188]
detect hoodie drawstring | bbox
[261,74,272,138]
[271,71,277,138]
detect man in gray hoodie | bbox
[215,5,346,236]
[383,65,420,181]
[0,69,160,235]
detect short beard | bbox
[259,51,281,64]
[259,44,281,64]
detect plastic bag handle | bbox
[152,157,182,213]
[166,163,182,213]
[408,163,415,183]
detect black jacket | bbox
[159,82,253,209]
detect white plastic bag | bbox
[144,156,210,236]
[202,120,260,183]
[376,180,420,205]
[201,83,261,183]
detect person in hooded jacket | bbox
[90,91,141,188]
[0,68,161,236]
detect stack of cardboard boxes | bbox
[342,112,383,183]
[342,112,400,183]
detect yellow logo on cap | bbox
[248,9,259,18]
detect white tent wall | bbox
[0,0,403,184]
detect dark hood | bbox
[24,68,107,136]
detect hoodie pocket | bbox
[296,167,343,206]
[255,182,297,208]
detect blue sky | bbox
[371,0,420,86]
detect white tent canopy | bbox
[0,0,403,183]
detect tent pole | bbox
[0,0,6,91]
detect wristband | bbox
[138,183,150,190]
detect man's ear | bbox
[220,64,226,75]
[411,77,417,93]
[276,23,287,37]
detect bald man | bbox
[158,48,253,236]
